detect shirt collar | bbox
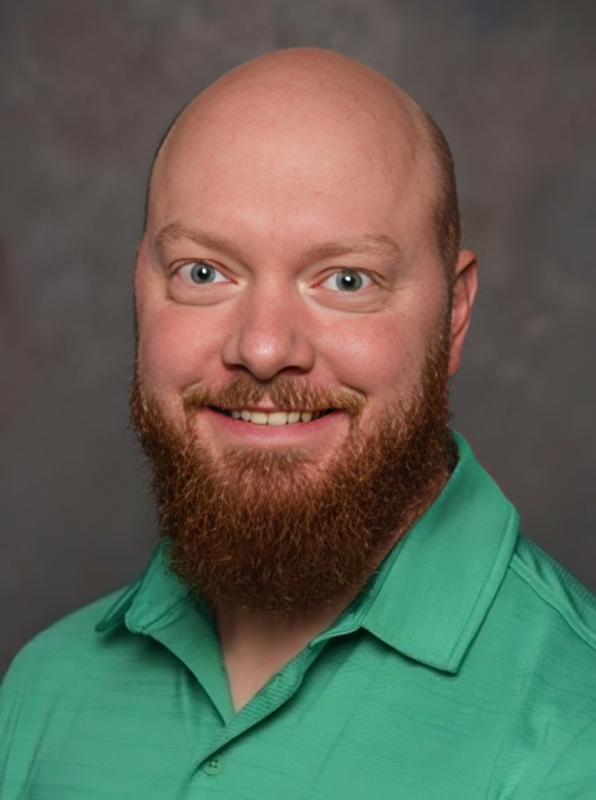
[350,432,519,672]
[96,433,519,675]
[95,545,191,635]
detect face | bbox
[136,98,450,463]
[133,78,477,612]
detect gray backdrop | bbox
[1,0,595,675]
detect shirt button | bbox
[203,754,224,776]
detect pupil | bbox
[190,262,214,283]
[336,270,362,291]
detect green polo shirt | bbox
[2,434,596,798]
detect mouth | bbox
[208,407,337,427]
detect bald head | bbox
[144,48,460,274]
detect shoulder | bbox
[489,534,596,749]
[0,588,134,793]
[1,588,128,701]
[472,536,596,796]
[507,534,596,657]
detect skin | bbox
[134,48,478,709]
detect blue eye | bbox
[335,271,362,291]
[180,260,227,286]
[190,261,218,284]
[322,270,370,292]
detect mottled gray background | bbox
[1,0,595,674]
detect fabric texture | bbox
[2,433,596,798]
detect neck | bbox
[215,592,352,712]
[215,464,451,712]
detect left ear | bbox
[448,249,478,376]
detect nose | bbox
[221,284,316,381]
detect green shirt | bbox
[2,434,596,798]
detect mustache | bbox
[182,376,366,417]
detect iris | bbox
[335,270,363,291]
[190,261,216,283]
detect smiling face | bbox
[138,58,448,457]
[133,49,477,612]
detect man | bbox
[1,48,595,798]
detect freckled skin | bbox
[135,47,477,469]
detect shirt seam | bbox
[510,552,596,651]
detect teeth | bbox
[227,409,325,426]
[267,411,288,427]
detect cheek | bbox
[137,304,223,397]
[319,314,425,401]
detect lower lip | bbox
[196,407,347,445]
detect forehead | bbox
[148,75,436,259]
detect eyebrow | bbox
[151,223,405,266]
[151,223,245,263]
[304,234,405,264]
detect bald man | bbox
[1,49,596,799]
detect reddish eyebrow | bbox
[304,234,405,264]
[151,223,245,263]
[151,223,405,266]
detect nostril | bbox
[221,311,316,381]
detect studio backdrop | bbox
[1,0,595,674]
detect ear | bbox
[448,249,478,376]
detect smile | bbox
[209,408,335,426]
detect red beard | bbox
[131,316,453,617]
